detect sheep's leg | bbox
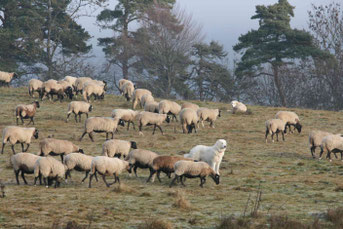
[94,172,99,182]
[11,145,16,154]
[79,132,87,141]
[14,170,20,185]
[131,121,136,130]
[106,133,109,140]
[310,146,316,158]
[156,125,164,135]
[20,116,24,125]
[60,154,64,162]
[127,122,130,131]
[111,132,114,139]
[133,166,138,177]
[199,177,205,187]
[157,171,162,183]
[39,174,42,185]
[146,170,156,183]
[271,133,274,143]
[24,144,30,152]
[89,174,94,188]
[180,175,186,186]
[281,131,285,141]
[169,175,178,187]
[88,133,94,142]
[1,143,5,154]
[265,130,269,143]
[319,147,324,159]
[16,117,19,125]
[43,178,48,187]
[102,175,110,187]
[182,123,187,134]
[327,151,332,162]
[21,171,28,185]
[116,176,120,184]
[276,132,279,142]
[81,171,89,183]
[21,143,24,152]
[79,114,82,123]
[29,117,34,125]
[152,124,157,135]
[86,113,88,119]
[65,170,70,181]
[34,176,39,186]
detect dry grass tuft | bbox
[217,215,250,229]
[268,215,322,229]
[140,192,152,197]
[51,219,90,229]
[112,184,136,194]
[172,190,192,210]
[326,207,343,228]
[139,217,173,229]
[334,184,343,192]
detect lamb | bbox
[197,108,221,128]
[275,111,302,134]
[82,81,106,102]
[0,71,17,87]
[111,109,140,131]
[184,139,227,175]
[28,79,43,98]
[158,100,181,121]
[15,101,40,125]
[33,156,67,188]
[146,156,194,183]
[1,126,39,154]
[102,139,137,158]
[309,130,333,159]
[132,89,152,109]
[181,102,199,111]
[125,149,159,179]
[319,134,343,161]
[41,79,65,102]
[169,161,220,188]
[89,156,130,188]
[66,101,93,123]
[265,119,286,143]
[39,138,84,161]
[79,117,125,142]
[179,108,199,134]
[140,94,154,108]
[11,153,42,185]
[136,111,170,135]
[63,153,98,183]
[144,101,159,113]
[231,100,247,114]
[122,81,135,101]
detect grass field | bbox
[0,87,343,228]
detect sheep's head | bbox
[12,72,18,78]
[119,119,125,127]
[89,105,93,112]
[130,141,137,149]
[65,87,74,100]
[125,93,131,101]
[295,122,302,134]
[165,115,171,123]
[210,173,220,185]
[102,80,107,91]
[78,148,84,154]
[34,101,40,108]
[33,129,39,139]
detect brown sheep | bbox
[15,101,40,125]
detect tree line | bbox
[0,0,342,110]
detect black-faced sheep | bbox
[39,138,84,161]
[179,108,199,134]
[66,101,93,123]
[0,71,18,87]
[1,126,39,154]
[265,119,286,143]
[309,130,333,158]
[102,139,137,159]
[11,153,42,185]
[197,108,221,128]
[111,109,139,131]
[125,149,159,179]
[28,79,43,98]
[132,89,152,109]
[275,111,302,134]
[136,112,170,135]
[159,100,181,121]
[15,101,40,125]
[63,153,98,183]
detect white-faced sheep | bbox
[33,156,67,188]
[140,94,154,108]
[169,161,220,188]
[11,153,42,185]
[179,108,199,134]
[79,117,125,142]
[111,109,140,131]
[197,108,221,128]
[275,111,302,134]
[184,139,227,175]
[309,130,333,159]
[319,134,343,161]
[15,101,40,125]
[1,126,39,154]
[122,81,135,101]
[125,149,159,179]
[66,101,93,123]
[265,119,286,143]
[82,81,106,102]
[102,139,137,159]
[28,79,43,98]
[231,100,247,114]
[144,101,159,113]
[136,111,170,135]
[89,156,130,188]
[181,102,199,111]
[63,153,98,183]
[0,71,17,87]
[132,89,152,109]
[159,100,181,121]
[39,138,84,161]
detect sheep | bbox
[275,111,302,134]
[0,71,17,87]
[309,130,333,159]
[122,81,135,101]
[125,149,159,179]
[181,102,199,111]
[158,100,181,121]
[15,101,40,125]
[63,76,77,86]
[169,161,220,188]
[146,156,194,183]
[28,79,43,98]
[136,111,170,135]
[197,108,221,128]
[231,100,247,114]
[11,153,42,185]
[179,108,199,134]
[79,117,125,142]
[39,138,84,161]
[140,94,154,108]
[66,101,93,123]
[111,109,139,131]
[41,79,65,102]
[33,156,67,188]
[102,139,137,158]
[89,156,130,188]
[58,80,74,100]
[118,79,130,94]
[319,134,343,161]
[82,81,106,102]
[132,89,152,109]
[74,77,92,95]
[63,153,98,183]
[144,101,159,113]
[184,139,227,175]
[265,119,286,143]
[1,126,39,154]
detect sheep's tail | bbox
[90,162,96,174]
[2,130,9,144]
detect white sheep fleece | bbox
[184,139,227,174]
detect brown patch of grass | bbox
[334,184,343,192]
[140,192,152,197]
[112,184,136,194]
[139,218,173,229]
[51,219,90,229]
[217,216,250,229]
[268,215,322,229]
[326,207,343,228]
[171,190,192,210]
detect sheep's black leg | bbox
[21,143,24,152]
[24,144,30,152]
[79,132,87,141]
[282,132,285,141]
[169,175,178,187]
[11,145,16,154]
[21,117,24,125]
[131,121,135,130]
[72,113,77,122]
[152,124,157,135]
[94,171,98,182]
[21,171,28,184]
[15,170,20,185]
[276,132,279,142]
[16,117,19,125]
[43,178,48,187]
[116,176,120,184]
[327,150,332,161]
[29,117,34,125]
[60,154,64,162]
[34,176,39,186]
[271,133,274,142]
[79,114,82,122]
[89,174,94,188]
[157,171,162,183]
[157,125,163,135]
[106,133,109,140]
[65,170,69,180]
[180,175,186,186]
[127,122,130,131]
[39,174,42,185]
[146,170,156,183]
[310,146,316,158]
[88,133,94,142]
[1,143,5,154]
[82,171,89,183]
[139,124,142,132]
[102,175,110,187]
[133,166,138,177]
[111,132,114,139]
[86,113,88,119]
[265,130,269,142]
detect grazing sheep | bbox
[140,94,154,108]
[0,71,17,87]
[66,101,93,123]
[89,156,130,188]
[309,130,333,159]
[28,79,43,98]
[11,153,42,185]
[122,81,135,101]
[74,77,92,95]
[102,139,137,158]
[41,79,65,102]
[184,139,227,174]
[275,111,302,134]
[125,149,159,179]
[265,119,286,143]
[159,100,181,121]
[39,138,84,161]
[1,126,39,154]
[169,161,220,188]
[63,153,98,183]
[136,111,170,135]
[58,80,74,100]
[144,101,159,113]
[112,109,139,131]
[79,117,125,142]
[231,100,247,114]
[181,102,199,111]
[179,108,199,134]
[15,101,40,125]
[146,156,194,183]
[33,156,67,188]
[118,79,130,94]
[319,134,343,161]
[132,89,152,109]
[197,108,221,128]
[82,81,106,102]
[63,76,77,86]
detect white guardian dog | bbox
[184,139,227,174]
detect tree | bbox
[233,0,329,107]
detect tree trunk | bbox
[273,65,287,107]
[122,8,129,80]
